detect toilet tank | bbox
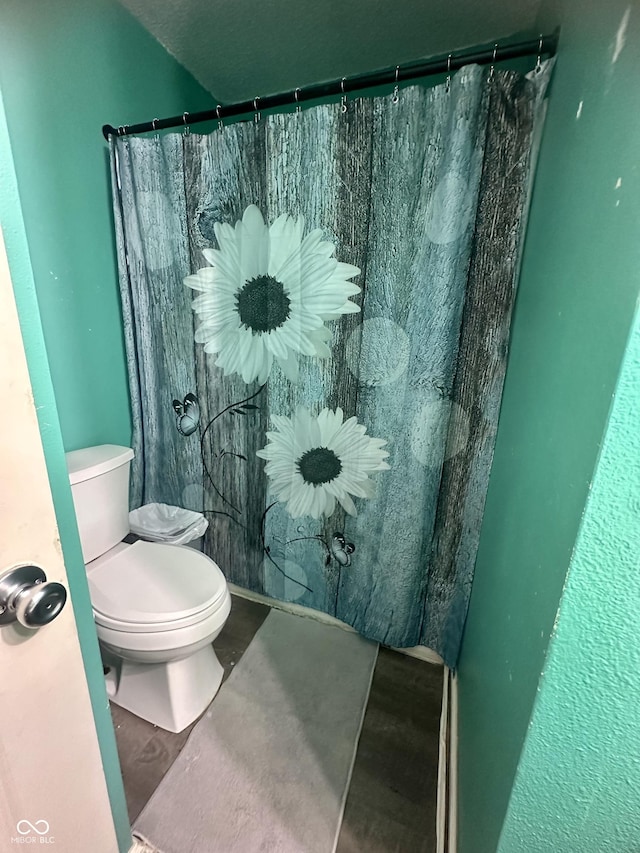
[65,445,135,563]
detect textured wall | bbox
[0,0,214,451]
[456,0,640,851]
[118,0,540,103]
[498,297,640,851]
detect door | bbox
[0,227,121,852]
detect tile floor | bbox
[110,595,443,851]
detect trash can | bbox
[129,503,209,551]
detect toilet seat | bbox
[94,596,226,633]
[88,540,227,632]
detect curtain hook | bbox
[182,112,190,135]
[216,104,223,132]
[488,43,498,83]
[392,66,400,104]
[535,34,543,74]
[445,54,452,94]
[340,78,348,114]
[294,87,302,115]
[254,96,261,124]
[152,118,159,138]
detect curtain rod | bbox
[102,31,558,140]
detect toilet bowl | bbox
[65,445,232,733]
[89,540,231,732]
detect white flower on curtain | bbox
[184,205,361,384]
[257,407,390,519]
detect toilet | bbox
[65,444,231,733]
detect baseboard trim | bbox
[228,583,444,665]
[436,667,450,853]
[392,643,444,666]
[448,671,459,853]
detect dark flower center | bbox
[297,447,342,486]
[236,275,291,334]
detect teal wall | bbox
[498,297,640,851]
[456,1,640,851]
[0,89,131,853]
[0,0,214,451]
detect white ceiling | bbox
[119,0,542,105]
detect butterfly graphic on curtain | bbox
[172,393,200,436]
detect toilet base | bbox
[110,643,224,733]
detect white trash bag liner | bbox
[129,502,208,545]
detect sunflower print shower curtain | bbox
[111,62,551,667]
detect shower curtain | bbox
[110,62,551,667]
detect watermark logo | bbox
[11,820,54,844]
[17,822,49,836]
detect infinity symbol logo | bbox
[16,819,50,835]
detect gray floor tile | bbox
[336,648,443,853]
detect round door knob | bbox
[14,581,67,629]
[0,565,67,628]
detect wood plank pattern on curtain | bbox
[110,63,551,666]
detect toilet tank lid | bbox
[66,445,134,485]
